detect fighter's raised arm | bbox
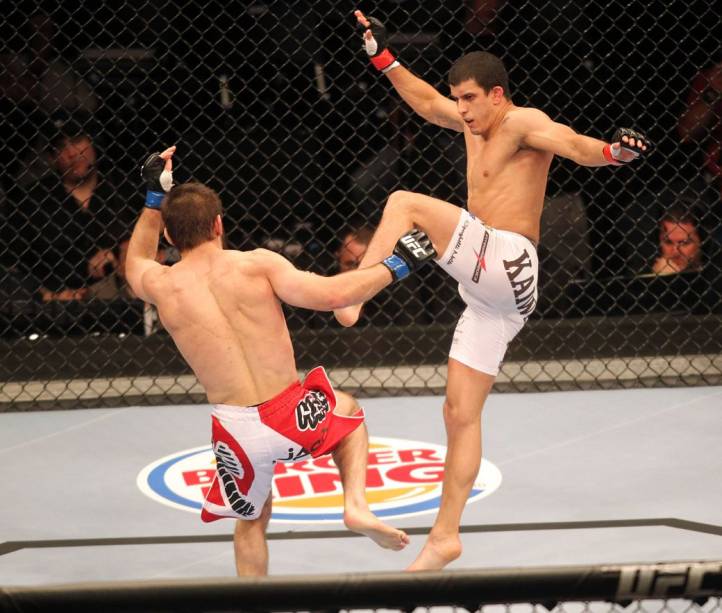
[515,108,651,166]
[354,10,463,132]
[126,146,176,304]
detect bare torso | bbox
[149,248,298,406]
[463,107,553,245]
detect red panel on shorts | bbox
[258,366,363,458]
[200,416,257,523]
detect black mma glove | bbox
[141,152,174,209]
[603,128,651,165]
[357,13,399,73]
[382,229,437,282]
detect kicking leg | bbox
[233,494,272,576]
[335,190,463,326]
[407,358,495,571]
[333,391,409,551]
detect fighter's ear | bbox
[490,85,505,103]
[213,214,223,237]
[163,227,175,246]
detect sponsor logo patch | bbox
[472,230,489,283]
[137,437,502,523]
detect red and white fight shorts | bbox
[201,366,364,522]
[437,209,539,376]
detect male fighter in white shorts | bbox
[335,11,651,571]
[126,146,436,575]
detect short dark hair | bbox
[161,182,222,252]
[660,206,698,227]
[449,51,510,97]
[48,119,92,155]
[343,225,374,247]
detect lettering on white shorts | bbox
[446,219,470,266]
[503,249,536,319]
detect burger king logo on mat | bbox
[137,437,502,522]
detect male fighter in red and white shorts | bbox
[126,147,436,575]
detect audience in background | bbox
[651,207,704,276]
[678,57,722,201]
[329,224,426,327]
[0,3,720,338]
[6,122,134,303]
[0,8,97,190]
[336,226,375,273]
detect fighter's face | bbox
[450,79,502,134]
[337,237,368,273]
[56,136,96,182]
[659,220,701,271]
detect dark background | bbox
[1,0,721,405]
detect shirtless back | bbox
[129,155,436,407]
[125,150,437,573]
[145,248,300,407]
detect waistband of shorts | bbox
[213,378,305,421]
[464,211,537,250]
[492,226,538,250]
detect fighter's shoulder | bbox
[502,106,553,132]
[233,248,292,273]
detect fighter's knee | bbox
[385,190,414,212]
[442,399,479,429]
[334,390,361,417]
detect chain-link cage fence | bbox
[1,1,721,408]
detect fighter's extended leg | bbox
[407,358,495,571]
[333,391,409,551]
[334,190,463,326]
[233,494,272,576]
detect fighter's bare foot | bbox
[344,509,410,551]
[406,534,462,571]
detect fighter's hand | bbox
[141,145,176,209]
[88,248,118,279]
[604,128,651,164]
[382,229,437,282]
[354,9,398,73]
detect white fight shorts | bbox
[437,209,539,376]
[201,366,364,522]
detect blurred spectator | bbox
[6,122,135,303]
[678,58,722,199]
[0,7,97,188]
[349,108,465,224]
[85,238,134,301]
[336,226,375,273]
[464,0,506,40]
[651,207,704,276]
[328,224,427,327]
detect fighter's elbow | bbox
[326,288,353,311]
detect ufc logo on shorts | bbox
[296,391,330,431]
[400,234,428,258]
